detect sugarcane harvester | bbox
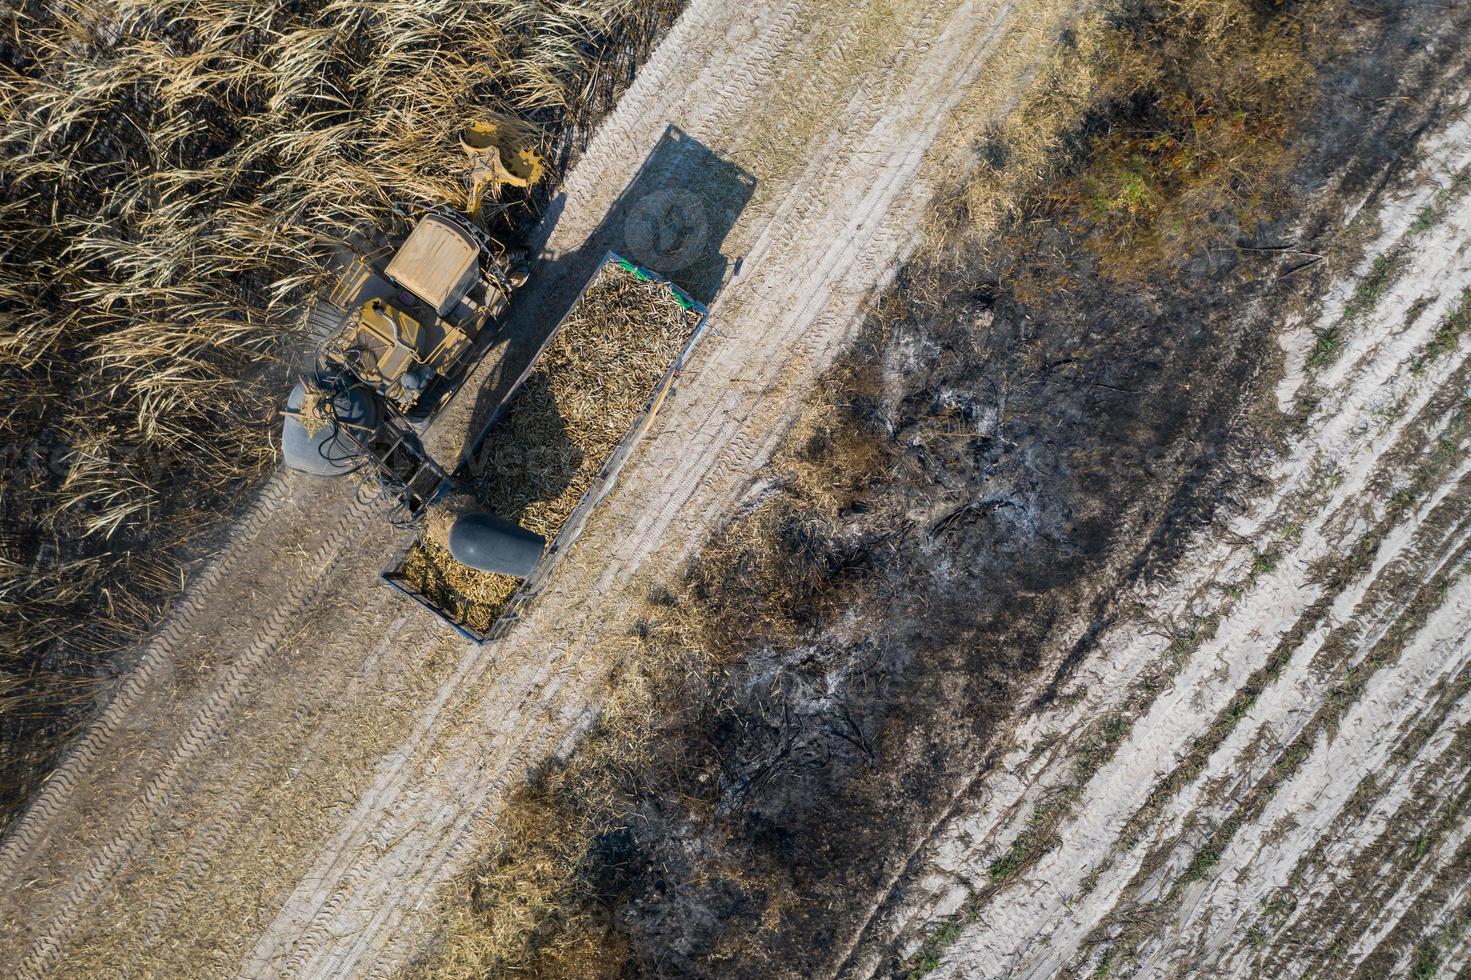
[280,120,549,577]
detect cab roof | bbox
[385,214,479,316]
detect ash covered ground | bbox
[529,2,1471,975]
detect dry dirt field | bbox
[862,106,1471,979]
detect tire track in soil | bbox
[124,606,421,960]
[14,485,389,978]
[0,468,298,891]
[41,531,468,978]
[0,474,366,911]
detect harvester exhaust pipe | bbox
[448,512,546,578]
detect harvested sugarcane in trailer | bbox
[280,122,709,639]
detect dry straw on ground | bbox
[0,0,676,819]
[398,261,702,633]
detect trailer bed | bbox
[382,253,707,641]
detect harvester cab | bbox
[317,210,523,415]
[280,120,548,577]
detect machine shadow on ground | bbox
[463,370,584,520]
[452,126,757,468]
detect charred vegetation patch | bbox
[420,0,1468,976]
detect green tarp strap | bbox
[618,257,696,310]
[617,257,650,281]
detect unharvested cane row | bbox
[0,0,664,814]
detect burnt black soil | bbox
[533,3,1471,976]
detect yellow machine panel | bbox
[330,297,471,410]
[385,215,480,316]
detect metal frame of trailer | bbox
[380,252,709,642]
